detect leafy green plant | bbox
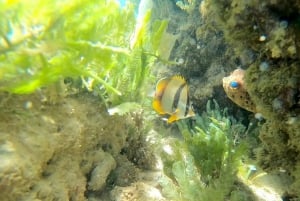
[159,100,248,201]
[0,0,167,106]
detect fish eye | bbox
[230,81,239,89]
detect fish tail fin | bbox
[187,108,195,117]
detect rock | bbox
[88,152,116,191]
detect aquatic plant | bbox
[159,100,248,201]
[0,0,167,107]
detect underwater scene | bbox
[1,0,300,200]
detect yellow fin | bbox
[167,113,179,123]
[152,99,165,114]
[167,109,180,123]
[171,75,186,84]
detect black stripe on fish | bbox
[157,79,168,102]
[172,82,186,111]
[185,92,190,117]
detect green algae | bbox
[245,61,300,119]
[159,100,251,201]
[0,0,167,107]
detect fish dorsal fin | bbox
[155,76,186,95]
[155,77,170,96]
[171,75,186,84]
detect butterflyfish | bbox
[152,75,195,123]
[222,68,257,113]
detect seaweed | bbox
[159,100,249,201]
[0,0,167,107]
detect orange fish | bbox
[222,69,256,113]
[153,75,195,123]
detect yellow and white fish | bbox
[152,75,195,123]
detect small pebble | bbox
[272,97,283,111]
[287,117,297,125]
[177,58,184,65]
[279,20,288,29]
[259,35,267,42]
[24,101,33,109]
[255,113,264,121]
[259,61,269,71]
